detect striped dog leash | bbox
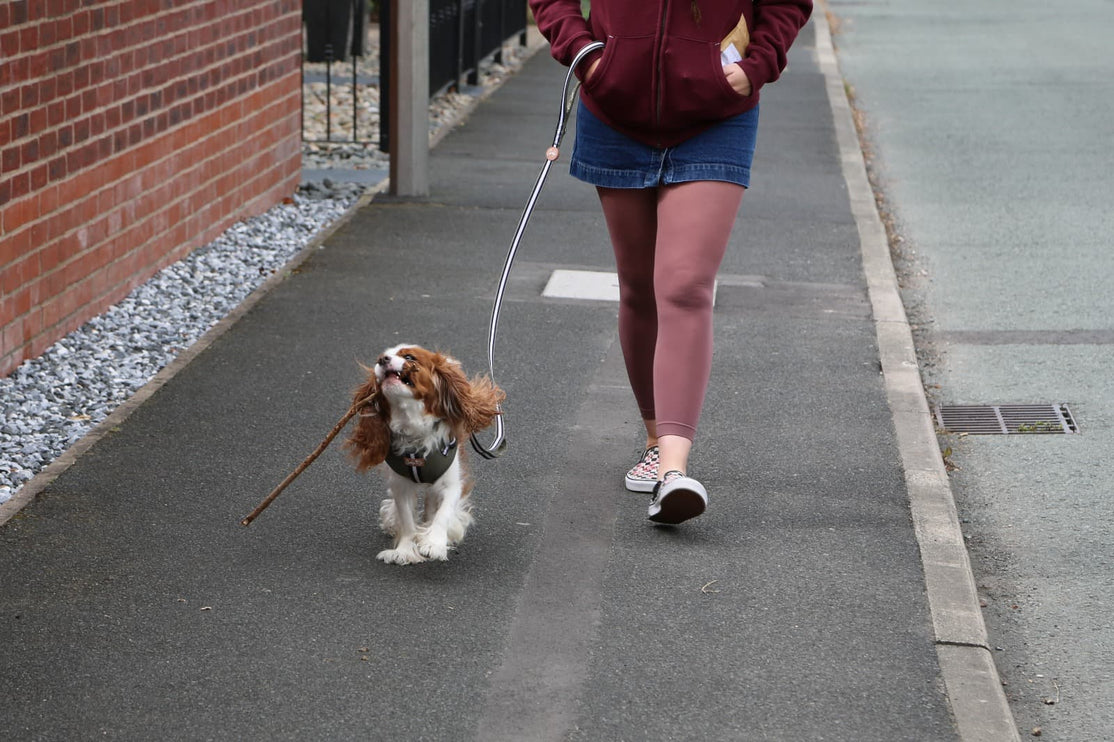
[470,41,606,460]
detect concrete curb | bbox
[814,5,1021,741]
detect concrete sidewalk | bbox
[0,17,1010,741]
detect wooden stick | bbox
[240,394,374,527]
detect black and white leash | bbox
[469,41,606,460]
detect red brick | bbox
[9,172,30,200]
[21,83,40,109]
[2,286,33,324]
[3,253,41,294]
[11,113,30,140]
[55,16,73,44]
[36,182,59,217]
[19,26,38,52]
[0,31,20,59]
[46,101,64,127]
[2,324,27,367]
[2,146,22,173]
[30,163,48,190]
[1,0,302,373]
[1,88,21,118]
[47,154,66,181]
[0,225,31,268]
[64,93,81,119]
[2,194,40,233]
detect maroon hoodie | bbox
[529,0,812,147]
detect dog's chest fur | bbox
[385,394,452,455]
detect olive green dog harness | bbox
[384,438,458,484]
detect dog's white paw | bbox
[377,543,425,565]
[416,531,450,561]
[445,503,474,544]
[378,498,399,536]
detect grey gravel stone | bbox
[0,188,354,502]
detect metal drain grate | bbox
[933,404,1078,435]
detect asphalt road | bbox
[827,0,1114,738]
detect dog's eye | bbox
[403,354,415,361]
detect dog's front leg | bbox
[416,462,471,561]
[377,477,426,565]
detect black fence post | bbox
[379,0,391,152]
[468,0,482,86]
[455,0,465,91]
[495,0,505,65]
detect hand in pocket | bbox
[586,58,601,83]
[723,64,752,97]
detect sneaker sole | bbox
[625,475,658,493]
[648,484,707,525]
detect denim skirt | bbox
[569,100,759,189]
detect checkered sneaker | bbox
[624,446,660,492]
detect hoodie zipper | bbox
[654,0,670,146]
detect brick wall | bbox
[0,0,303,377]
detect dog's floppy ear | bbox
[345,365,391,472]
[430,355,505,436]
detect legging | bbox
[598,181,745,440]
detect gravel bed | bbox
[0,189,355,503]
[0,29,540,505]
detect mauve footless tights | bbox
[598,181,745,440]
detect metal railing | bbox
[300,0,528,149]
[301,0,374,145]
[379,0,528,152]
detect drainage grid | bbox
[933,404,1078,435]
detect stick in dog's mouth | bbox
[383,368,414,386]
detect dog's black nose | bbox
[377,355,390,366]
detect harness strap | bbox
[470,40,606,461]
[385,438,459,484]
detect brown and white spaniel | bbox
[345,344,504,565]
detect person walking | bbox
[528,0,812,523]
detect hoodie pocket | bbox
[659,35,748,127]
[582,34,657,130]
